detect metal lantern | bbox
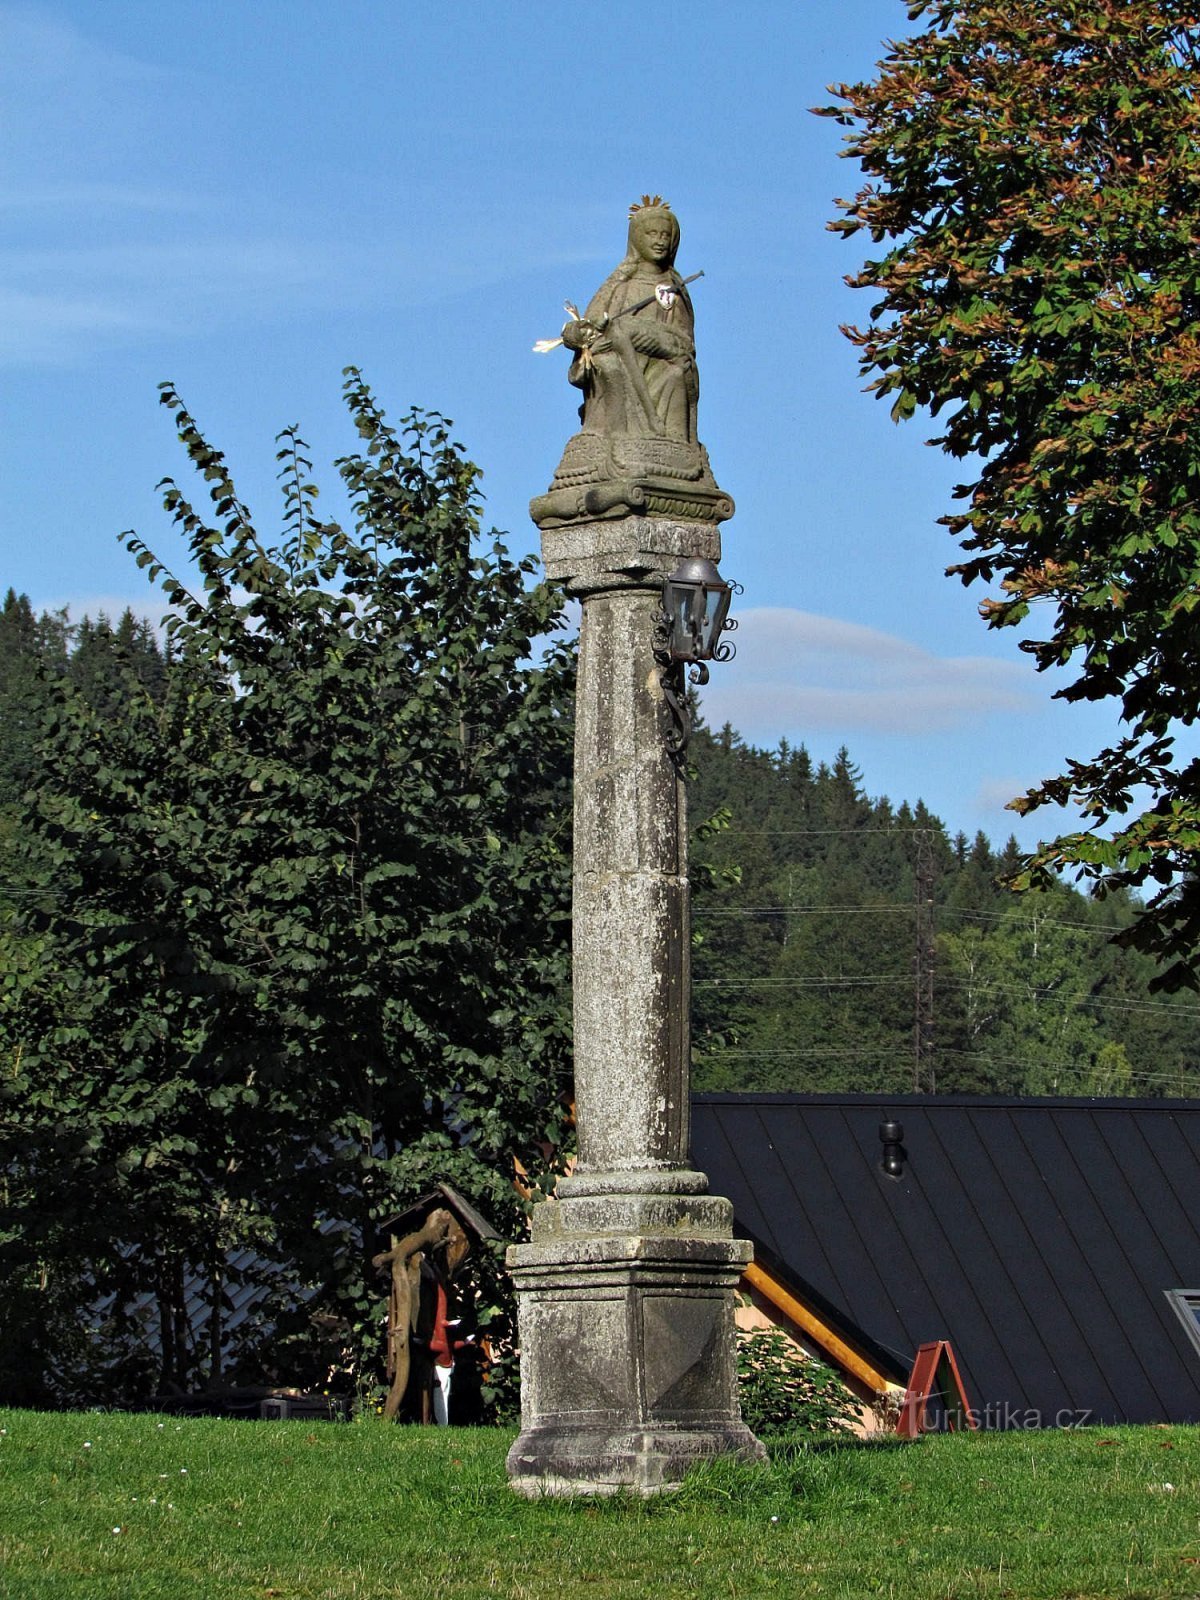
[662,556,735,664]
[653,556,739,756]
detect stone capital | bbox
[540,515,722,595]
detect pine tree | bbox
[688,720,1200,1098]
[0,589,68,808]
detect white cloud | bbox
[0,239,359,363]
[0,285,159,362]
[0,7,606,367]
[0,4,159,95]
[698,606,1036,739]
[0,229,603,366]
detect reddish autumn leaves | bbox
[822,2,1200,985]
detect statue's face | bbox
[632,211,676,268]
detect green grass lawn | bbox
[2,1409,1199,1599]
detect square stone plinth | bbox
[506,1233,764,1495]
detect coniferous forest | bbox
[688,724,1200,1100]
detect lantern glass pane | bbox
[700,583,731,657]
[669,582,697,658]
[698,588,720,655]
[688,586,708,654]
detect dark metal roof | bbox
[692,1092,1200,1427]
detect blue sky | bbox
[1,0,1133,846]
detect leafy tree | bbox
[1,374,574,1402]
[1090,1040,1134,1096]
[937,888,1114,1093]
[691,733,921,1092]
[821,2,1200,986]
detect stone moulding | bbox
[530,432,734,531]
[534,1192,732,1239]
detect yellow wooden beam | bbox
[742,1259,894,1396]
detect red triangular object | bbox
[897,1340,977,1438]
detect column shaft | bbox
[572,581,689,1176]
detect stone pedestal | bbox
[506,516,764,1495]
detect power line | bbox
[693,902,1135,938]
[698,1046,1196,1091]
[696,905,917,917]
[697,976,910,989]
[936,1050,1196,1092]
[938,906,1129,934]
[711,827,945,837]
[698,1047,897,1061]
[697,974,1200,1017]
[936,980,1200,1018]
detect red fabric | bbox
[429,1282,452,1362]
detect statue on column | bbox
[531,198,734,530]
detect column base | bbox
[506,1226,766,1496]
[507,1420,764,1497]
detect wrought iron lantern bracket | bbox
[652,557,740,758]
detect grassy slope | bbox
[2,1410,1199,1599]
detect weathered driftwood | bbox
[372,1207,471,1421]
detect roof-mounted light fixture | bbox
[879,1118,906,1179]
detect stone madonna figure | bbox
[562,200,698,443]
[530,197,733,530]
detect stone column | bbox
[506,514,764,1495]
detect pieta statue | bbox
[531,198,733,530]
